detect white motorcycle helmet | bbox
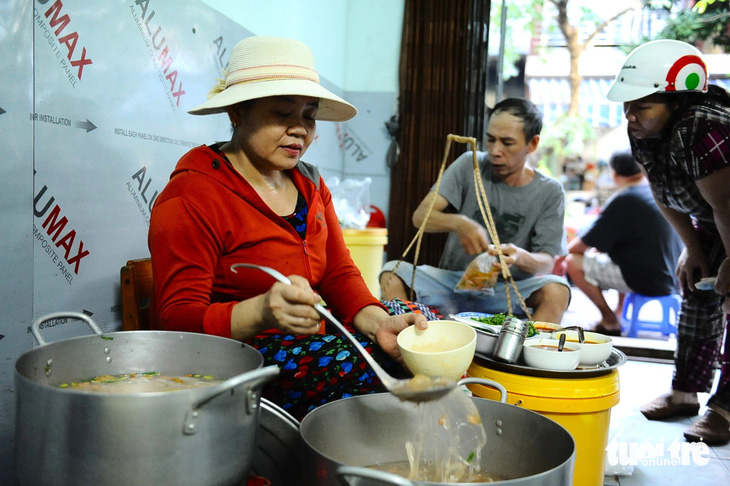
[606,39,708,102]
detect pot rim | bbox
[300,391,576,485]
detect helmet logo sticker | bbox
[665,55,707,92]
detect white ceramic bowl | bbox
[551,330,613,366]
[522,338,581,371]
[397,320,477,381]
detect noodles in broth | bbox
[371,387,496,482]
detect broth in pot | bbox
[58,372,222,393]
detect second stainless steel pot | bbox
[15,312,279,486]
[300,378,575,485]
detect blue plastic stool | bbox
[620,293,681,338]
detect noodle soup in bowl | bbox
[397,320,477,381]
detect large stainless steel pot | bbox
[300,378,575,485]
[15,312,279,486]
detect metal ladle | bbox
[230,263,456,402]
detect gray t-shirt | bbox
[435,151,567,281]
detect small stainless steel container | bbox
[493,316,528,363]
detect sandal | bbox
[684,410,730,445]
[640,393,700,420]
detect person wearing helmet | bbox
[607,39,730,445]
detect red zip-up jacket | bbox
[149,144,381,338]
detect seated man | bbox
[563,151,683,335]
[380,98,570,323]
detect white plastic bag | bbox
[329,176,372,229]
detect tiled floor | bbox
[561,286,730,485]
[605,359,730,485]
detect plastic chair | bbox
[120,258,155,331]
[620,292,681,338]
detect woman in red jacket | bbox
[149,36,430,419]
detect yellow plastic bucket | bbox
[467,361,620,486]
[342,228,388,298]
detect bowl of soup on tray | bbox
[397,319,477,381]
[552,330,613,366]
[522,338,581,370]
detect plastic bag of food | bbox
[455,253,501,292]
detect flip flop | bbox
[592,322,622,336]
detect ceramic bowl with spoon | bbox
[522,336,581,371]
[552,329,613,366]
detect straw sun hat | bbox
[188,36,357,122]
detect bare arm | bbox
[567,237,590,255]
[413,191,556,274]
[554,237,590,275]
[656,200,702,250]
[230,275,322,341]
[487,244,555,275]
[695,166,730,296]
[231,286,429,361]
[412,191,490,255]
[653,197,705,292]
[522,251,556,275]
[351,305,428,362]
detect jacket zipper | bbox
[302,240,313,281]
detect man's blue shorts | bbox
[380,261,570,317]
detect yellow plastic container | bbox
[467,362,620,486]
[342,228,388,298]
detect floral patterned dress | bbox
[246,298,442,420]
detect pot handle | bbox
[457,377,508,403]
[184,365,280,435]
[336,466,415,486]
[31,311,103,346]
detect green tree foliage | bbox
[654,0,730,52]
[537,114,595,176]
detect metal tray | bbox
[473,348,627,378]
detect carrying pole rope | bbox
[382,134,531,320]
